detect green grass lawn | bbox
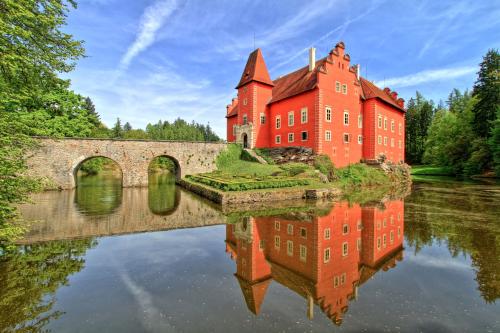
[411,165,455,176]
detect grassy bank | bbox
[411,165,455,176]
[185,144,406,195]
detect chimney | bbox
[309,47,316,72]
[356,64,360,80]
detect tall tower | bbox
[235,49,274,148]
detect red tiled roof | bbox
[236,48,274,89]
[226,103,238,118]
[360,78,405,112]
[269,58,327,104]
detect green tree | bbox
[490,107,500,176]
[0,0,86,249]
[405,92,435,164]
[123,121,132,131]
[111,118,123,138]
[83,96,100,126]
[472,49,499,138]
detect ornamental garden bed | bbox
[185,174,312,191]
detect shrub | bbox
[216,144,243,169]
[314,155,335,180]
[280,163,310,176]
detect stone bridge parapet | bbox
[27,137,227,189]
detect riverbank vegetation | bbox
[186,144,402,194]
[405,49,499,178]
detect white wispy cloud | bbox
[374,66,476,88]
[120,0,178,69]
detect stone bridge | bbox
[27,137,227,189]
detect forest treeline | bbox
[404,49,499,177]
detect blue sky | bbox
[64,0,499,137]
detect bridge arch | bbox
[148,155,181,181]
[26,138,227,189]
[73,155,123,187]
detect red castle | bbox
[226,42,405,166]
[225,200,405,325]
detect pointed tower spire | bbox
[236,275,272,315]
[236,48,274,89]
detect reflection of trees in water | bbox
[75,173,123,215]
[0,238,96,332]
[404,183,500,303]
[148,173,179,215]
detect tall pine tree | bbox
[472,49,500,138]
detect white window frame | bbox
[325,107,332,122]
[287,240,293,256]
[243,98,248,106]
[384,117,388,130]
[391,120,395,132]
[325,130,332,141]
[300,107,308,124]
[342,242,348,256]
[399,123,402,135]
[324,228,331,240]
[342,224,349,234]
[274,220,280,230]
[260,113,265,125]
[300,227,307,239]
[357,135,362,144]
[384,136,388,146]
[343,111,349,125]
[288,111,294,126]
[301,131,308,141]
[288,133,294,143]
[299,245,307,262]
[343,133,350,143]
[358,114,363,128]
[378,115,382,128]
[275,135,281,144]
[324,248,331,263]
[378,135,382,145]
[342,84,347,94]
[335,81,341,92]
[276,116,281,129]
[274,235,280,249]
[391,138,394,147]
[287,224,293,235]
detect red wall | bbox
[226,115,238,142]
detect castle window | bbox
[301,107,308,124]
[301,131,308,141]
[324,248,331,263]
[377,237,381,250]
[342,242,348,256]
[335,81,341,92]
[384,117,388,130]
[340,273,346,284]
[288,111,294,126]
[390,231,394,243]
[287,240,293,256]
[378,115,382,128]
[288,133,294,143]
[399,123,403,135]
[243,98,248,106]
[383,234,387,247]
[384,137,388,146]
[324,228,331,240]
[357,238,362,251]
[276,116,281,129]
[275,135,281,144]
[274,235,280,249]
[391,138,394,147]
[391,120,395,132]
[325,130,332,141]
[343,111,349,125]
[260,113,266,124]
[326,107,332,122]
[334,276,339,288]
[275,220,280,230]
[243,114,248,125]
[300,227,307,238]
[343,133,350,143]
[287,224,293,235]
[358,135,363,144]
[300,245,307,262]
[342,224,349,234]
[259,239,265,251]
[342,84,347,94]
[378,135,382,145]
[358,115,363,128]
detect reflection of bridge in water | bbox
[225,200,405,326]
[18,186,225,244]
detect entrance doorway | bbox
[242,133,248,148]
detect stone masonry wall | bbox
[27,137,227,189]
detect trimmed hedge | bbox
[185,174,311,191]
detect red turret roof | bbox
[236,48,275,89]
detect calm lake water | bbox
[1,173,499,332]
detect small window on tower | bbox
[243,114,247,125]
[260,113,265,124]
[325,107,332,122]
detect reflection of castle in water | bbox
[225,200,404,325]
